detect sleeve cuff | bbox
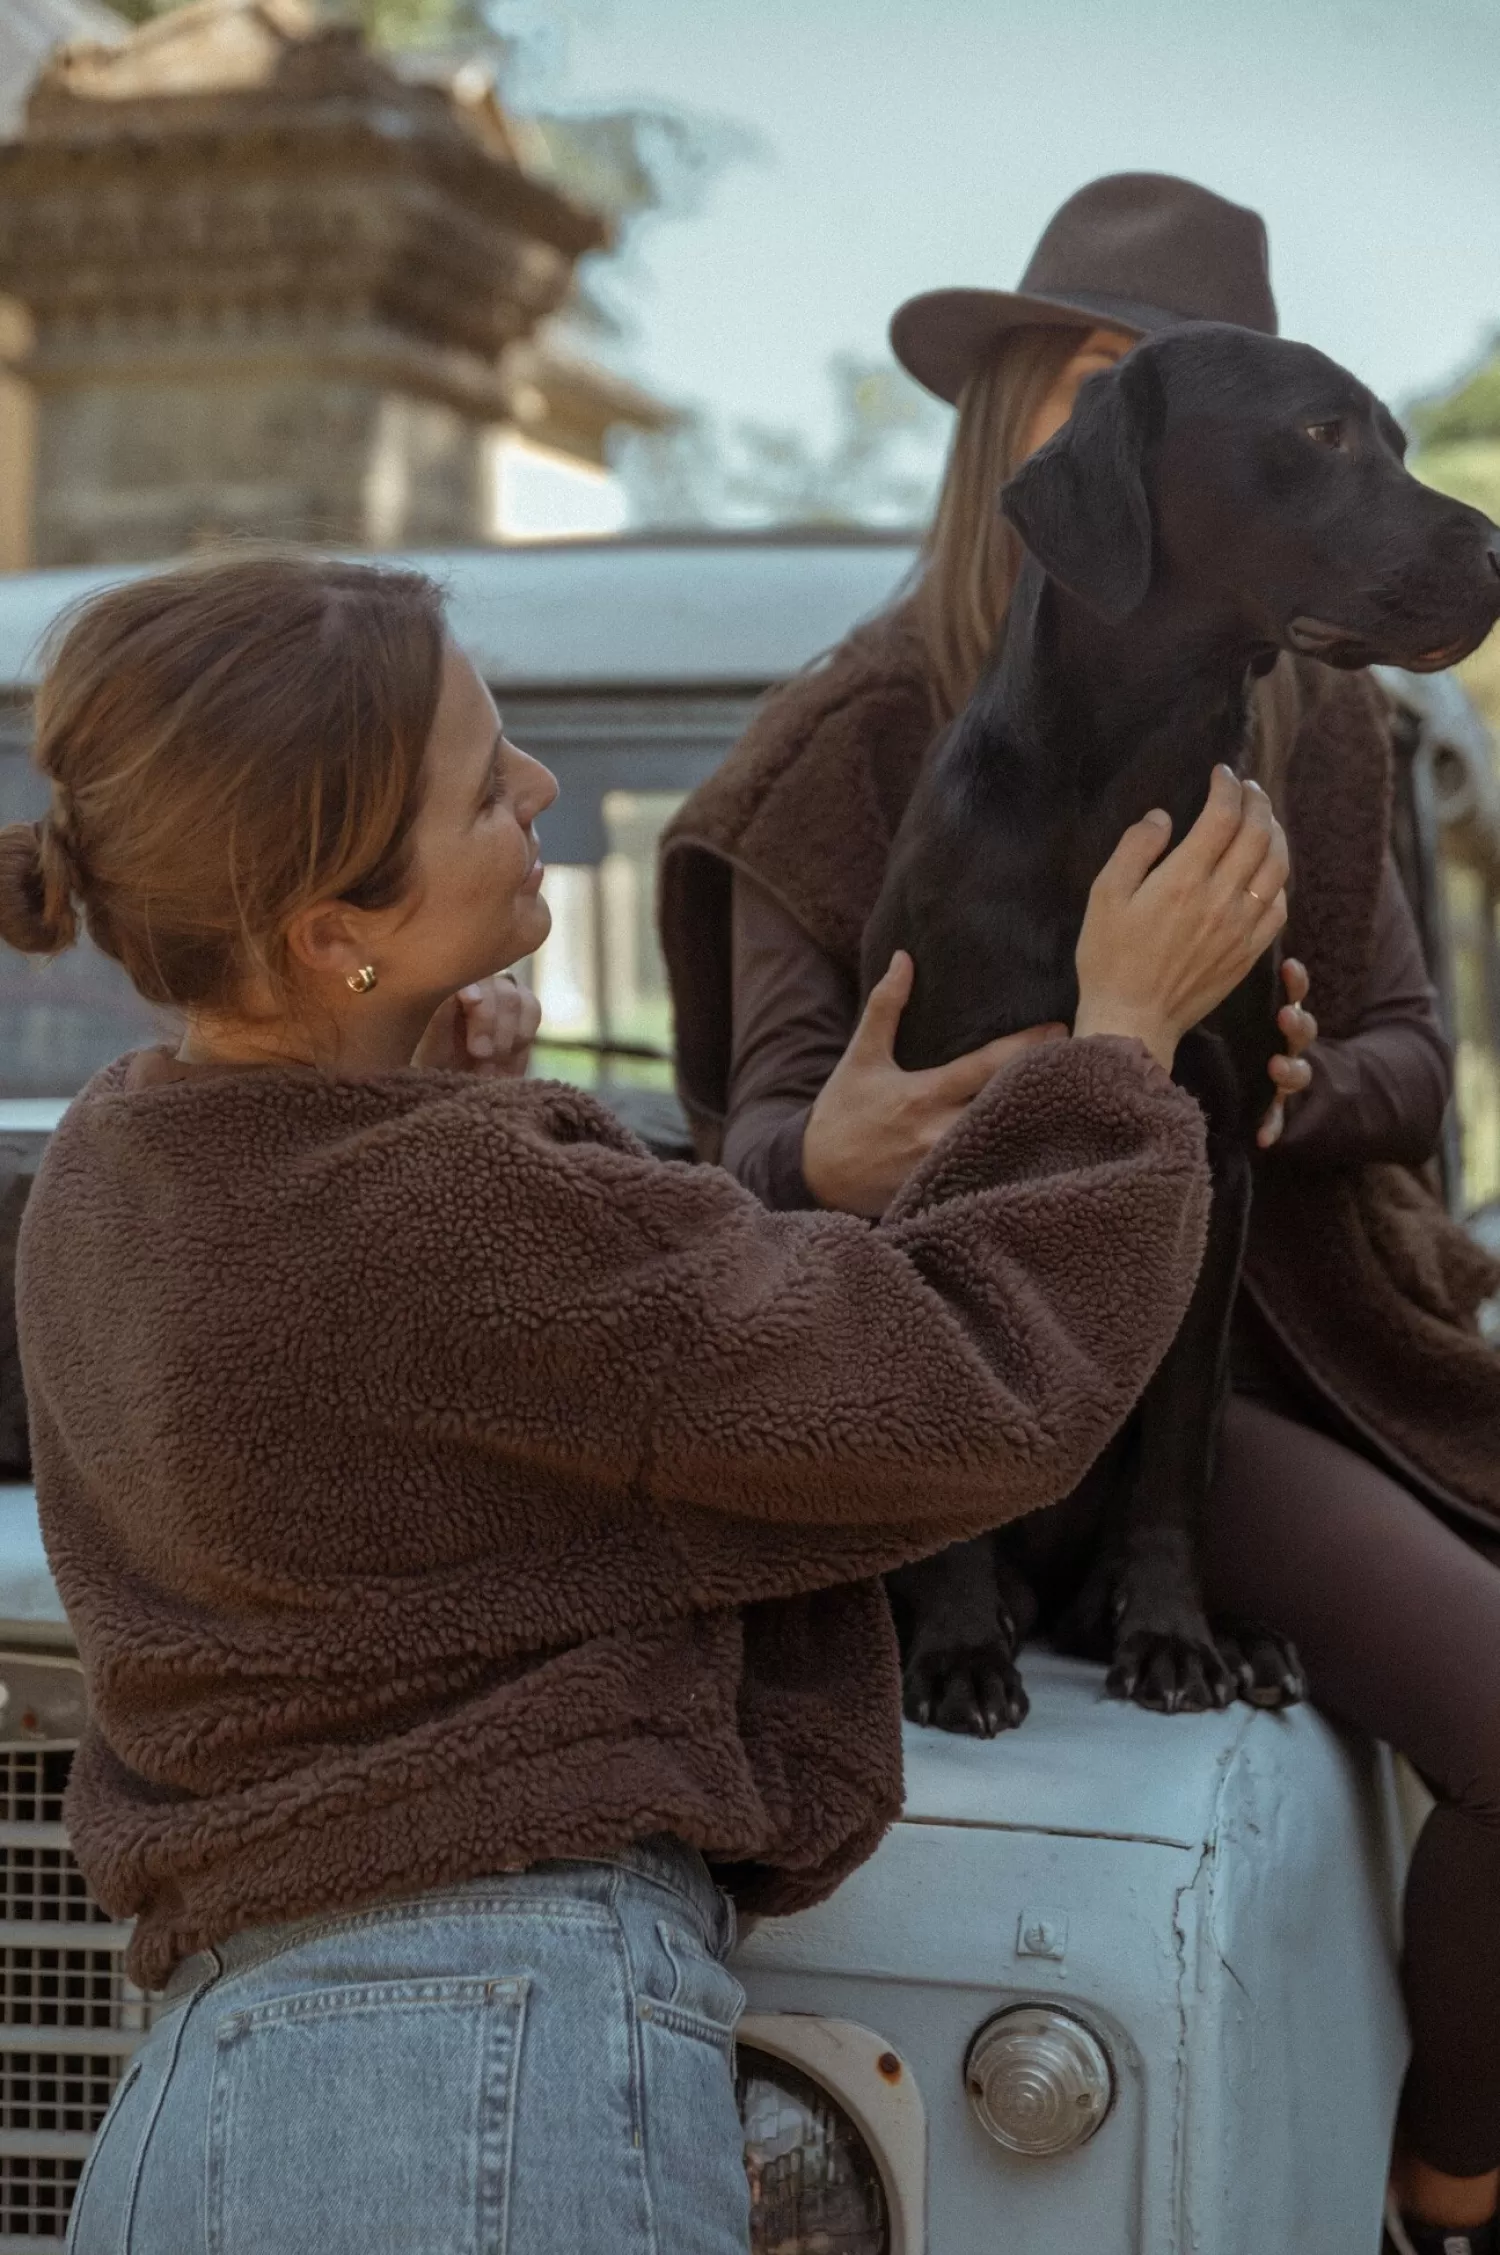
[764,1107,821,1211]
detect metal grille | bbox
[0,1844,111,1935]
[0,2159,83,2242]
[0,2051,125,2135]
[0,1757,67,1831]
[0,1732,148,2245]
[0,1946,143,2034]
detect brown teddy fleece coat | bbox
[660,610,1500,1532]
[17,1039,1207,1988]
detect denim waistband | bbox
[162,1834,729,2002]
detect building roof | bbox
[0,0,124,138]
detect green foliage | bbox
[333,0,498,49]
[1408,340,1500,736]
[534,106,755,228]
[1415,438,1500,526]
[617,354,950,530]
[1409,439,1500,742]
[1408,342,1500,448]
[533,105,760,346]
[107,0,500,41]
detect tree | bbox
[615,352,951,530]
[1409,336,1500,521]
[112,0,499,33]
[526,105,759,353]
[1408,339,1500,731]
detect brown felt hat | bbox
[891,172,1278,403]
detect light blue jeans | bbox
[67,1838,750,2255]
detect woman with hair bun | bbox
[0,552,1282,2253]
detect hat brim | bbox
[890,285,1189,404]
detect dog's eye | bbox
[1304,420,1344,448]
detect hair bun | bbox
[0,820,79,956]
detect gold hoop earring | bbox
[346,964,378,994]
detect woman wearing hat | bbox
[660,174,1500,2255]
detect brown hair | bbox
[907,323,1306,781]
[910,325,1085,719]
[0,553,447,1013]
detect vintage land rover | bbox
[0,533,1498,2254]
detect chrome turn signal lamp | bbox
[965,2004,1116,2156]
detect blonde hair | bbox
[0,554,447,1012]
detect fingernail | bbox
[461,984,482,1001]
[1244,778,1267,797]
[469,1035,495,1058]
[1145,807,1170,828]
[1214,764,1237,782]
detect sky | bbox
[507,0,1500,451]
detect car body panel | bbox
[0,1484,68,1638]
[736,1657,1408,2255]
[0,534,918,696]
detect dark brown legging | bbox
[1205,1395,1500,2179]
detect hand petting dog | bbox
[807,765,1306,1217]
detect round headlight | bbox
[965,2005,1115,2156]
[737,2043,890,2255]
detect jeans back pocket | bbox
[207,1974,528,2255]
[637,1921,745,2051]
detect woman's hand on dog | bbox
[802,952,1068,1217]
[1073,766,1290,1072]
[1259,958,1317,1147]
[412,974,542,1078]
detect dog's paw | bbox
[902,1639,1029,1737]
[1107,1624,1237,1715]
[1213,1619,1306,1709]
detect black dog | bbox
[863,323,1500,1735]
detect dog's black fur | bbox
[863,324,1500,1735]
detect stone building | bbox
[0,0,667,564]
[0,0,130,568]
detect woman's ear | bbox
[283,898,370,984]
[1000,350,1156,625]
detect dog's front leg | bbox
[887,1537,1039,1736]
[1107,1033,1249,1714]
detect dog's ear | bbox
[1000,351,1155,625]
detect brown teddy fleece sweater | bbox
[18,1038,1207,1988]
